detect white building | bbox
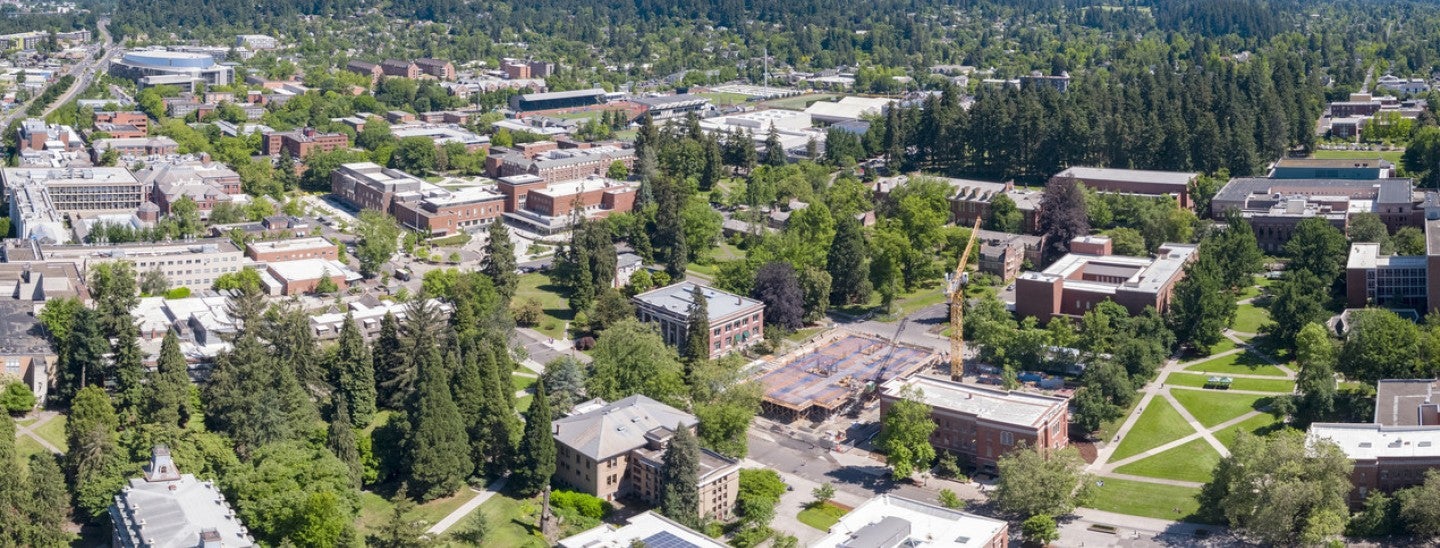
[559,511,726,548]
[110,446,256,548]
[813,494,1009,548]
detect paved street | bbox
[1,19,115,128]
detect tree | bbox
[512,381,556,497]
[205,291,319,457]
[736,468,785,526]
[403,345,471,501]
[1211,212,1266,290]
[0,381,34,415]
[988,193,1023,233]
[315,271,339,294]
[587,320,688,406]
[1168,256,1235,352]
[0,414,22,544]
[938,489,964,509]
[1404,126,1440,188]
[373,313,407,409]
[1397,470,1440,537]
[1071,362,1132,434]
[877,388,937,480]
[682,284,711,363]
[764,127,786,166]
[142,331,192,428]
[1284,217,1348,286]
[1022,515,1060,546]
[66,386,126,523]
[541,356,586,412]
[1348,212,1393,254]
[1339,308,1424,383]
[607,160,629,180]
[140,268,169,295]
[331,314,377,427]
[480,219,518,301]
[1038,177,1089,257]
[1265,269,1329,346]
[1395,226,1427,255]
[659,424,702,528]
[827,217,871,305]
[24,453,71,547]
[169,195,203,237]
[225,441,359,546]
[328,400,363,488]
[811,483,836,506]
[473,341,518,478]
[391,136,438,174]
[589,288,635,333]
[1203,430,1350,544]
[1103,227,1147,256]
[993,446,1090,518]
[356,210,401,278]
[753,262,805,331]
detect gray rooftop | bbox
[553,395,698,460]
[881,375,1067,428]
[632,282,763,322]
[519,88,607,102]
[1054,166,1197,187]
[1213,177,1415,205]
[1375,379,1440,426]
[110,448,254,548]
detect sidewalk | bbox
[425,476,508,536]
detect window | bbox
[1001,432,1014,446]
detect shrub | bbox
[514,298,543,326]
[549,490,610,519]
[0,382,36,415]
[575,336,596,351]
[164,287,192,299]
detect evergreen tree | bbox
[1290,323,1338,428]
[66,386,126,523]
[0,414,23,544]
[827,217,871,305]
[373,313,407,409]
[452,345,488,477]
[659,424,702,528]
[700,134,724,191]
[475,342,517,477]
[1038,176,1090,257]
[480,219,518,302]
[683,284,711,363]
[331,314,377,427]
[111,319,146,426]
[205,290,319,457]
[143,331,193,428]
[328,400,364,489]
[764,126,786,166]
[24,453,71,547]
[264,304,325,399]
[512,381,555,497]
[541,356,586,412]
[373,484,427,548]
[403,345,471,501]
[1168,256,1235,353]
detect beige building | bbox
[553,395,740,521]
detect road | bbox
[1,18,115,129]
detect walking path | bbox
[426,476,508,536]
[14,411,62,455]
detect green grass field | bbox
[1166,373,1296,393]
[16,435,48,461]
[1111,398,1195,461]
[1215,413,1288,449]
[516,394,534,413]
[762,93,841,111]
[513,373,537,394]
[1097,397,1144,442]
[1086,477,1213,523]
[697,91,751,106]
[468,493,550,547]
[515,273,574,339]
[797,502,848,530]
[1171,390,1273,428]
[1312,149,1404,167]
[356,488,475,535]
[1114,438,1222,483]
[1183,352,1287,377]
[32,415,67,452]
[1231,304,1271,334]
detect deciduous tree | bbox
[994,445,1090,518]
[877,388,938,480]
[1199,430,1351,545]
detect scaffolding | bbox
[757,331,937,423]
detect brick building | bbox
[1310,379,1440,504]
[245,237,339,263]
[18,118,82,152]
[330,162,425,213]
[139,160,243,217]
[263,259,354,295]
[414,58,455,80]
[880,375,1069,471]
[1051,166,1198,210]
[1015,236,1198,323]
[632,282,765,359]
[974,229,1045,280]
[380,59,419,79]
[486,143,636,185]
[345,60,382,84]
[552,395,740,521]
[813,495,1009,548]
[93,111,150,138]
[1211,177,1419,252]
[261,128,349,157]
[390,185,506,236]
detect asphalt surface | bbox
[1,19,115,128]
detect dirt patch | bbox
[1074,440,1099,464]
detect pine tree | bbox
[66,386,125,523]
[403,345,471,501]
[764,126,786,167]
[512,381,555,497]
[683,284,711,363]
[480,219,518,302]
[374,484,427,548]
[205,293,319,457]
[373,313,407,409]
[332,314,377,426]
[111,319,146,426]
[659,424,701,528]
[144,331,192,428]
[476,343,516,477]
[452,344,488,477]
[328,400,364,489]
[25,453,71,547]
[264,304,325,399]
[0,414,23,545]
[827,217,871,305]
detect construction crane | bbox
[946,217,983,380]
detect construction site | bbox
[756,330,939,423]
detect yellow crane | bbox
[947,217,982,380]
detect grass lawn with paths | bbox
[515,273,575,339]
[1231,303,1270,334]
[466,493,550,547]
[1110,398,1194,461]
[1215,413,1289,449]
[1182,351,1287,377]
[33,415,67,452]
[1086,477,1213,523]
[797,501,849,530]
[1165,373,1295,393]
[357,488,475,535]
[1114,437,1223,483]
[1171,390,1274,428]
[513,373,537,393]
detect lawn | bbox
[1110,398,1195,461]
[428,232,471,247]
[512,373,537,394]
[797,501,848,531]
[698,91,751,106]
[786,326,825,342]
[1215,413,1288,449]
[1312,148,1404,167]
[1114,438,1222,483]
[1085,477,1213,523]
[516,394,534,413]
[548,110,605,122]
[1171,390,1273,428]
[356,488,476,535]
[16,435,48,461]
[761,93,840,111]
[1231,304,1270,334]
[1097,397,1143,442]
[1166,373,1296,394]
[515,273,575,339]
[33,415,66,452]
[467,493,550,547]
[1182,351,1287,377]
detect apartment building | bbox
[879,375,1069,471]
[632,282,765,359]
[414,58,456,80]
[381,59,419,78]
[552,396,740,521]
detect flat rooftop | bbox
[758,332,936,413]
[812,494,1008,548]
[559,511,727,548]
[882,375,1067,428]
[1054,166,1197,187]
[246,237,334,254]
[1375,379,1440,426]
[1276,157,1391,169]
[632,282,763,321]
[1309,423,1440,460]
[531,176,630,198]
